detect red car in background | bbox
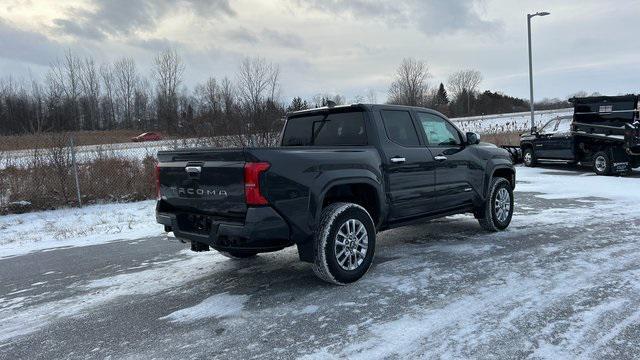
[131,132,163,142]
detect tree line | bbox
[387,58,571,118]
[0,52,572,138]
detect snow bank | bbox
[0,200,161,258]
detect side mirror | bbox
[531,126,538,135]
[466,132,480,145]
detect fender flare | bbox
[312,176,386,229]
[484,164,515,199]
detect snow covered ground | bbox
[451,107,573,134]
[1,166,640,359]
[0,200,162,259]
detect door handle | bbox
[434,155,447,161]
[390,157,406,163]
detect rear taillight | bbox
[155,163,161,200]
[244,162,270,205]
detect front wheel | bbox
[312,203,376,285]
[523,148,536,167]
[477,177,514,231]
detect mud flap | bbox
[609,147,632,174]
[296,236,315,263]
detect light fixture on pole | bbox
[527,11,550,132]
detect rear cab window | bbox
[281,110,367,146]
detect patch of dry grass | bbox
[481,131,522,146]
[0,130,151,151]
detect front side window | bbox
[555,117,572,134]
[281,111,367,146]
[417,112,461,146]
[539,117,573,134]
[380,110,420,146]
[539,118,559,134]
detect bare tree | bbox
[236,57,280,111]
[29,78,46,133]
[312,93,345,108]
[99,63,117,130]
[234,57,282,146]
[387,58,431,106]
[366,88,378,104]
[113,57,139,128]
[153,49,184,134]
[79,57,100,130]
[48,50,82,129]
[447,69,482,113]
[351,94,365,103]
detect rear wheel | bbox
[312,202,376,285]
[219,250,258,259]
[593,151,611,176]
[477,177,514,231]
[523,148,536,167]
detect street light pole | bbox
[527,11,550,132]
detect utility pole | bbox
[527,11,550,132]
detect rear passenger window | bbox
[381,110,420,146]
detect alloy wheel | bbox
[334,219,368,271]
[495,188,511,223]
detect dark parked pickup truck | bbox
[521,95,640,175]
[156,104,515,284]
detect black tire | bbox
[219,250,258,259]
[523,147,536,167]
[312,202,376,285]
[477,177,514,232]
[592,151,611,176]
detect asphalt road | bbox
[2,167,640,359]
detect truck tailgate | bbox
[158,149,247,220]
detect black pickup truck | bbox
[156,104,515,284]
[521,95,640,175]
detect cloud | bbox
[262,29,304,49]
[53,0,235,40]
[292,0,500,35]
[0,19,61,66]
[127,37,184,52]
[224,27,304,49]
[225,27,260,44]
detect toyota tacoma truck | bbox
[156,104,515,284]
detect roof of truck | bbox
[286,103,446,117]
[569,94,637,104]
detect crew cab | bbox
[521,95,640,175]
[156,104,515,284]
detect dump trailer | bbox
[521,95,640,175]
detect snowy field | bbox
[451,108,572,134]
[1,166,640,359]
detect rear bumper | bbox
[156,206,292,252]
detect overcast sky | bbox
[1,0,638,103]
